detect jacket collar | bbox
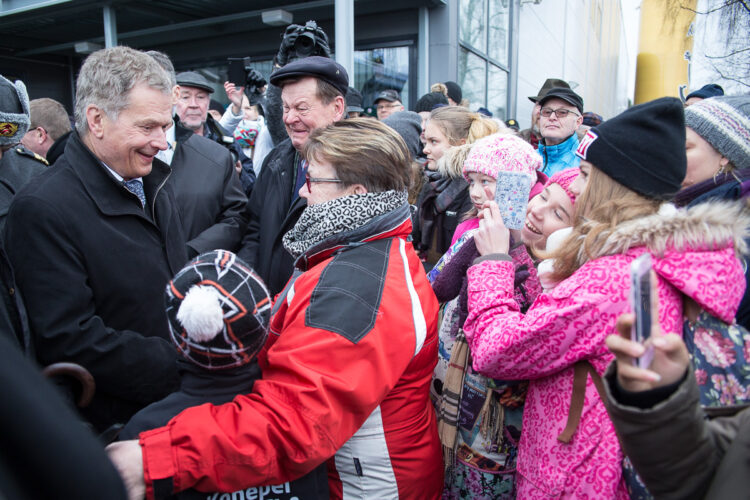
[65,131,171,224]
[539,133,579,160]
[172,116,194,144]
[295,203,413,271]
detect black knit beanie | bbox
[414,91,449,113]
[575,97,686,199]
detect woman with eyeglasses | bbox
[413,106,498,267]
[535,87,585,176]
[462,97,748,499]
[106,118,444,499]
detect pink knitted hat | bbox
[462,133,541,182]
[544,167,579,205]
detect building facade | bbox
[0,0,631,127]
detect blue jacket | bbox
[537,133,580,176]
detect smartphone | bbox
[494,171,532,230]
[629,253,654,369]
[227,57,250,88]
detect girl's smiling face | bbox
[521,183,574,252]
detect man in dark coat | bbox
[237,56,347,295]
[0,75,48,235]
[166,121,249,256]
[4,46,187,432]
[147,51,248,256]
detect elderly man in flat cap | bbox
[237,56,348,295]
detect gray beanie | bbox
[383,111,422,159]
[0,75,30,146]
[684,95,750,170]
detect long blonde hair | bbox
[548,167,661,281]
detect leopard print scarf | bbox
[283,190,408,259]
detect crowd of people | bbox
[0,21,748,500]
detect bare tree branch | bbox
[709,61,750,87]
[678,0,739,15]
[705,46,750,58]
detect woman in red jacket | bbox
[107,119,443,500]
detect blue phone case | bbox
[493,171,533,230]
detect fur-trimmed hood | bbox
[590,200,750,260]
[584,200,750,323]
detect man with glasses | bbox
[537,87,584,175]
[374,89,405,121]
[238,56,347,295]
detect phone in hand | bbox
[493,171,532,230]
[629,253,654,369]
[227,57,250,88]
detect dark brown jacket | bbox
[604,364,750,500]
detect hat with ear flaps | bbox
[575,97,686,200]
[166,250,272,370]
[0,75,30,146]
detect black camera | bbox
[286,20,329,62]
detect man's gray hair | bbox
[145,50,177,88]
[74,46,172,136]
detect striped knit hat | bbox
[166,250,272,370]
[684,96,750,170]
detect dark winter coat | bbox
[674,167,750,330]
[0,243,32,354]
[120,361,329,499]
[412,172,472,264]
[201,114,256,194]
[168,122,249,257]
[604,364,750,500]
[4,132,186,431]
[0,145,47,234]
[238,139,306,296]
[0,334,127,499]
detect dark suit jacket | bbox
[168,123,249,257]
[4,132,187,431]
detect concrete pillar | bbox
[335,0,354,80]
[103,5,118,47]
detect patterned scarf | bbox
[283,190,408,259]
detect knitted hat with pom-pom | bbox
[166,250,271,370]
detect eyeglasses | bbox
[305,172,342,191]
[540,107,580,119]
[376,103,402,112]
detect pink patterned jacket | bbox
[463,201,749,499]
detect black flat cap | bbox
[539,87,584,113]
[176,71,214,93]
[270,56,348,97]
[529,78,570,103]
[374,89,401,103]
